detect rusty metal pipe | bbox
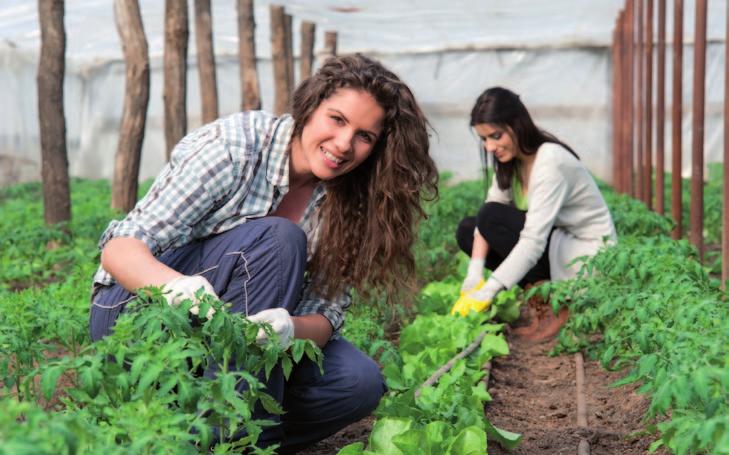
[689,0,707,261]
[656,0,666,214]
[671,0,683,239]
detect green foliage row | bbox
[530,181,729,454]
[338,176,524,454]
[2,291,322,454]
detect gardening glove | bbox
[450,277,503,316]
[163,275,217,320]
[461,258,486,294]
[247,308,295,349]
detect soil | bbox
[485,334,669,455]
[298,416,374,454]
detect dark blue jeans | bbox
[89,217,385,452]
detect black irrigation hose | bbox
[414,329,488,399]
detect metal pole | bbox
[671,0,683,239]
[644,0,654,209]
[636,0,645,204]
[612,20,622,191]
[724,0,729,286]
[689,0,707,261]
[656,0,666,214]
[626,0,635,196]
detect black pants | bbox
[455,202,551,287]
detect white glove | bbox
[461,258,485,293]
[469,277,504,303]
[163,275,217,320]
[247,308,294,349]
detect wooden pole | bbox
[284,13,294,92]
[636,0,645,204]
[300,20,315,79]
[270,5,290,116]
[112,0,150,213]
[671,0,683,240]
[689,0,707,261]
[163,0,189,160]
[625,0,635,196]
[644,0,654,210]
[723,0,729,286]
[323,30,338,59]
[656,0,666,215]
[194,0,218,124]
[238,0,261,110]
[37,0,71,226]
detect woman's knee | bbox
[476,202,506,225]
[346,356,386,418]
[266,217,307,261]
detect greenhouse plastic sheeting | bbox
[1,0,727,187]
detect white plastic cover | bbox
[1,0,727,187]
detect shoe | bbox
[523,305,569,342]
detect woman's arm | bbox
[101,237,182,292]
[472,230,489,259]
[293,314,333,347]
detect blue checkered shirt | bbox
[93,111,351,335]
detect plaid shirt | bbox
[93,111,351,335]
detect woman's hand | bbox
[163,275,218,320]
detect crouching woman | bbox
[90,54,438,452]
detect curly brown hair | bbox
[291,54,438,300]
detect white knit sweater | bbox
[482,142,617,289]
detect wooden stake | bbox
[270,4,291,115]
[323,30,338,59]
[37,0,71,226]
[300,21,315,79]
[112,0,150,213]
[163,0,189,160]
[194,0,218,124]
[690,0,707,261]
[238,0,261,110]
[284,13,294,92]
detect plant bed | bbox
[485,335,670,455]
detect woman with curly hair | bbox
[90,54,438,451]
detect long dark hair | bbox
[470,87,578,190]
[292,54,438,300]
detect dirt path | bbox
[485,335,668,454]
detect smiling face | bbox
[290,88,385,183]
[474,123,520,163]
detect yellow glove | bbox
[460,278,486,297]
[450,294,492,316]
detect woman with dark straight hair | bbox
[451,87,616,337]
[90,54,438,451]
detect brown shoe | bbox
[511,300,539,337]
[524,305,569,342]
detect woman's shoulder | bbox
[536,142,575,159]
